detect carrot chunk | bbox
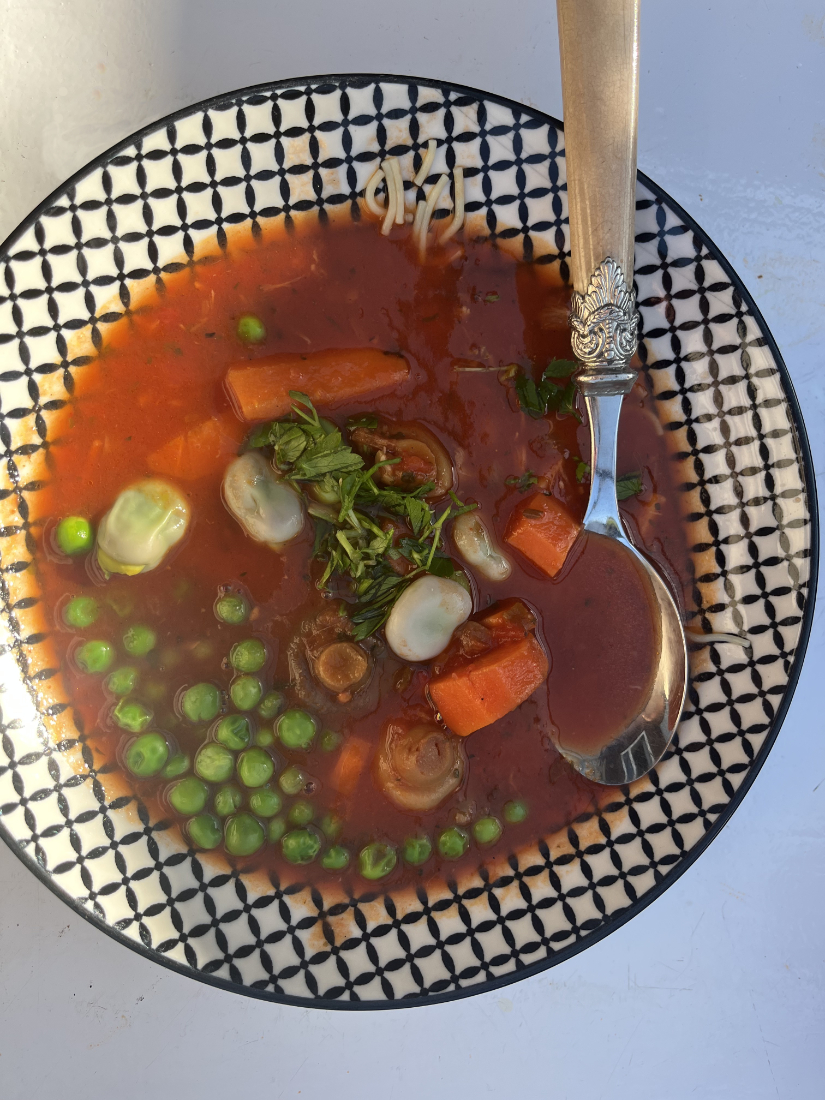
[147,414,242,480]
[329,736,372,796]
[504,493,580,578]
[429,634,549,737]
[225,348,410,421]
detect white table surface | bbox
[1,3,822,1097]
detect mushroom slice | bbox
[97,479,190,576]
[223,451,304,549]
[349,418,453,500]
[375,712,466,811]
[313,641,371,696]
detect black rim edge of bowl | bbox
[0,72,819,1012]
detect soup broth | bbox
[35,216,690,889]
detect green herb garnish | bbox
[511,360,580,421]
[505,471,539,493]
[616,472,644,501]
[248,395,476,639]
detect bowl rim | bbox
[0,71,818,1011]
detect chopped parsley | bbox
[511,359,580,421]
[505,470,539,493]
[248,394,476,639]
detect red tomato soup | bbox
[36,216,691,890]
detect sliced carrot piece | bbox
[225,348,410,421]
[329,736,372,796]
[147,414,241,481]
[504,493,580,578]
[478,599,537,644]
[429,634,549,737]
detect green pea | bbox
[438,827,469,860]
[359,842,397,881]
[230,675,262,712]
[63,596,99,630]
[105,666,139,696]
[282,828,321,865]
[161,752,190,779]
[190,640,214,662]
[257,690,284,721]
[403,835,432,866]
[215,714,252,750]
[181,682,221,723]
[213,784,242,817]
[75,640,115,674]
[169,776,209,815]
[288,799,314,826]
[278,765,307,796]
[473,816,503,846]
[277,709,316,751]
[321,846,350,871]
[125,732,168,777]
[55,516,92,556]
[215,593,250,625]
[112,698,153,733]
[230,638,267,673]
[248,786,282,817]
[123,624,157,656]
[225,812,265,856]
[237,747,274,788]
[237,313,266,344]
[267,816,287,844]
[254,728,275,747]
[107,592,134,618]
[194,742,235,783]
[503,799,529,824]
[319,812,342,840]
[319,729,343,753]
[188,813,222,850]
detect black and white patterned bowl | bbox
[0,76,817,1008]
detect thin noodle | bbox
[417,173,450,260]
[381,160,397,236]
[441,166,465,244]
[390,158,405,225]
[412,199,427,236]
[685,630,751,649]
[364,168,386,217]
[413,138,437,186]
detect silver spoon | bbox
[556,0,688,785]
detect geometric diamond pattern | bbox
[0,76,816,1007]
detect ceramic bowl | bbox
[0,75,816,1008]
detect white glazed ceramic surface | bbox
[0,77,815,1007]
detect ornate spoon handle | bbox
[557,0,640,397]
